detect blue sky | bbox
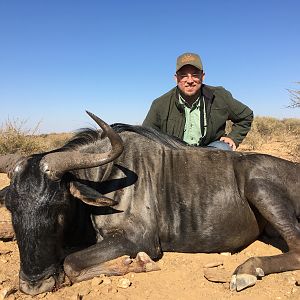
[0,0,299,133]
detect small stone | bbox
[102,277,112,285]
[220,252,231,256]
[204,261,223,268]
[117,278,131,289]
[203,268,231,283]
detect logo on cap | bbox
[180,54,197,64]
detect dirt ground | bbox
[0,145,300,300]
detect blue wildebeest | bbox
[0,111,299,295]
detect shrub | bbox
[239,117,300,161]
[0,118,73,155]
[0,119,45,155]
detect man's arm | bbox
[223,90,254,147]
[142,100,162,131]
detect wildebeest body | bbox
[80,133,299,254]
[0,113,299,295]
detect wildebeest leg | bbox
[64,233,160,283]
[231,179,300,291]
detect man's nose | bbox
[186,74,194,82]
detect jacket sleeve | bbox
[222,89,254,147]
[142,100,162,131]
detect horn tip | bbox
[86,110,93,118]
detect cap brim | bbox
[176,63,202,72]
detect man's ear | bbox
[174,74,179,84]
[69,181,118,207]
[201,72,205,81]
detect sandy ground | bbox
[0,146,300,300]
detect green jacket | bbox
[142,85,253,147]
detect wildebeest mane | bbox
[61,123,188,151]
[111,123,187,149]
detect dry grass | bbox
[238,117,300,162]
[0,117,299,161]
[0,119,43,155]
[0,119,71,155]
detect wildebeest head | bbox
[0,112,124,295]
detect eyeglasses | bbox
[176,73,202,82]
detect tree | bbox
[287,82,300,108]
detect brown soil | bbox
[0,147,300,300]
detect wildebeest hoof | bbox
[230,274,257,291]
[136,252,153,264]
[123,256,133,265]
[63,258,82,283]
[130,252,160,273]
[255,267,264,277]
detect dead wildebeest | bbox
[0,111,299,295]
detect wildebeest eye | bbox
[57,214,64,226]
[0,186,10,208]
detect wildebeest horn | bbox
[0,154,24,178]
[40,111,124,180]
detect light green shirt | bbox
[179,94,207,145]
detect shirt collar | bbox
[178,93,200,109]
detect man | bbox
[143,52,253,150]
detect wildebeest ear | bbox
[69,181,118,207]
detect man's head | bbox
[175,52,205,98]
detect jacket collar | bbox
[201,84,214,101]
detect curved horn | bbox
[40,111,124,180]
[0,154,24,178]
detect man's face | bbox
[175,65,204,97]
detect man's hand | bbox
[220,137,237,151]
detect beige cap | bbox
[176,52,203,72]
